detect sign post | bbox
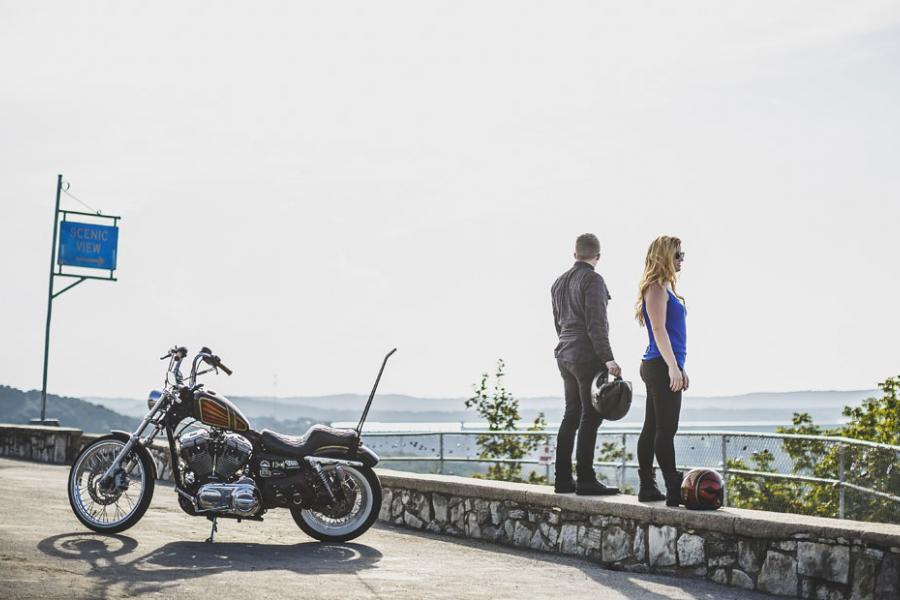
[34,175,119,425]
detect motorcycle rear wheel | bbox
[67,435,156,534]
[291,465,382,543]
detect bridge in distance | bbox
[0,458,773,600]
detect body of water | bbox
[334,420,847,433]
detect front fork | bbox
[99,395,167,486]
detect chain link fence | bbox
[361,430,900,523]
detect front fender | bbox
[108,430,160,481]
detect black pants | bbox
[555,358,604,482]
[637,357,682,473]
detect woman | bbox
[635,236,688,506]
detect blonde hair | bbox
[635,236,684,326]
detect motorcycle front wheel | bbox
[291,465,382,543]
[67,435,155,533]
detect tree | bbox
[726,375,900,523]
[465,359,549,484]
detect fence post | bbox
[439,433,445,475]
[721,435,728,507]
[620,433,627,489]
[839,443,845,519]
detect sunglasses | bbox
[675,251,685,260]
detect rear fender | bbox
[311,443,380,468]
[354,444,380,467]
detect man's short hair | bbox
[575,233,601,260]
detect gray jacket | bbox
[551,261,614,364]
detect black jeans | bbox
[555,358,605,482]
[637,357,683,473]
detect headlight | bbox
[147,390,163,410]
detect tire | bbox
[67,435,156,534]
[291,465,382,543]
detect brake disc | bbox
[86,470,127,505]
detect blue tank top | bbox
[642,289,687,369]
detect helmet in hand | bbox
[591,374,633,421]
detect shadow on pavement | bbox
[38,532,382,599]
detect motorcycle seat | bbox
[261,425,359,457]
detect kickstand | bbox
[205,515,218,543]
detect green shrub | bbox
[465,359,548,484]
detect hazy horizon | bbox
[77,386,879,402]
[3,2,899,401]
[74,386,877,428]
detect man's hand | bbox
[605,360,621,378]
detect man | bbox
[551,233,621,495]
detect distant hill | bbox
[2,385,321,436]
[1,383,880,435]
[0,385,139,432]
[84,388,879,427]
[249,415,321,435]
[233,389,878,425]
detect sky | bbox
[2,1,899,402]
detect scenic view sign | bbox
[57,221,118,270]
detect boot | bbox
[555,464,575,493]
[554,479,576,494]
[638,468,666,502]
[663,471,684,507]
[576,478,620,496]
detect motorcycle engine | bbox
[179,428,260,516]
[179,429,252,481]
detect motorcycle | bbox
[67,345,395,543]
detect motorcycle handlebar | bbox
[161,346,188,360]
[216,360,233,376]
[199,348,233,376]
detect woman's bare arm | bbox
[645,283,685,392]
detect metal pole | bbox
[839,444,845,519]
[39,174,63,424]
[619,433,627,489]
[721,435,728,507]
[438,433,445,475]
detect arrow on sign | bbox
[75,256,105,266]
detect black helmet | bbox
[592,373,633,421]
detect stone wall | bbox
[377,470,900,600]
[0,423,83,464]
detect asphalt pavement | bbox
[0,457,775,600]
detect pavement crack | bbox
[18,563,86,577]
[355,572,384,599]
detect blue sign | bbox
[58,221,118,270]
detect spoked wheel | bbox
[291,465,382,542]
[67,435,155,533]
